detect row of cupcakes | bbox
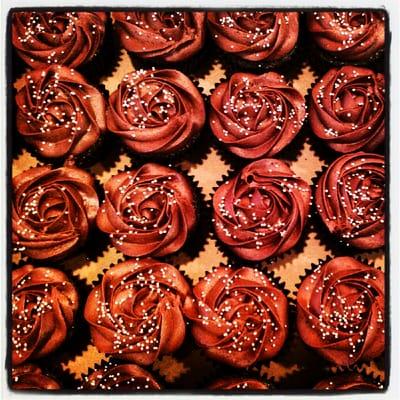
[14,63,384,164]
[12,11,385,71]
[11,150,384,263]
[11,255,384,389]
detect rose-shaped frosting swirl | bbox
[207,12,299,62]
[79,362,160,390]
[12,364,61,390]
[213,159,310,261]
[97,163,196,257]
[184,266,288,368]
[315,152,384,249]
[12,11,106,68]
[307,12,385,62]
[15,65,106,159]
[314,373,380,390]
[112,12,205,63]
[12,265,79,365]
[210,72,306,158]
[209,377,269,390]
[12,166,99,260]
[297,257,385,366]
[107,69,205,155]
[310,66,384,153]
[84,259,191,365]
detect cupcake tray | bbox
[10,23,386,391]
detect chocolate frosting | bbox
[297,257,385,366]
[112,12,205,63]
[210,377,269,390]
[307,12,385,62]
[12,364,61,390]
[210,72,306,158]
[207,12,299,62]
[107,69,205,155]
[315,152,384,249]
[12,11,106,68]
[310,66,384,153]
[79,363,160,390]
[184,266,288,368]
[213,159,311,261]
[15,65,106,159]
[12,265,78,365]
[84,258,191,365]
[96,163,196,257]
[12,165,99,260]
[314,373,379,390]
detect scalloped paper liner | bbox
[10,36,386,390]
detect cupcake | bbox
[12,264,79,365]
[309,66,384,153]
[12,364,61,390]
[314,373,381,390]
[12,165,99,261]
[210,71,306,158]
[212,159,311,261]
[15,65,106,160]
[112,12,205,64]
[209,377,269,390]
[297,257,385,366]
[84,258,191,365]
[184,266,288,368]
[96,163,197,258]
[12,11,107,69]
[106,69,205,156]
[79,362,160,391]
[207,11,299,68]
[307,11,385,63]
[315,152,384,250]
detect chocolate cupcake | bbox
[12,264,79,365]
[212,159,311,261]
[112,12,205,63]
[184,266,288,368]
[207,12,299,68]
[297,257,385,366]
[12,364,61,390]
[315,152,384,250]
[209,377,269,390]
[106,69,205,156]
[79,362,160,391]
[15,65,106,160]
[12,11,107,69]
[309,66,384,153]
[96,163,197,258]
[307,11,385,63]
[84,258,191,365]
[12,165,99,260]
[210,72,306,159]
[314,373,380,390]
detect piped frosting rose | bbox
[15,65,106,159]
[112,12,205,63]
[12,364,61,390]
[84,259,191,365]
[96,163,196,258]
[12,165,99,260]
[12,11,106,68]
[315,152,384,249]
[209,377,269,390]
[314,373,380,390]
[184,266,288,368]
[310,66,384,153]
[207,12,299,63]
[297,257,385,366]
[213,159,310,261]
[12,265,78,365]
[107,69,205,156]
